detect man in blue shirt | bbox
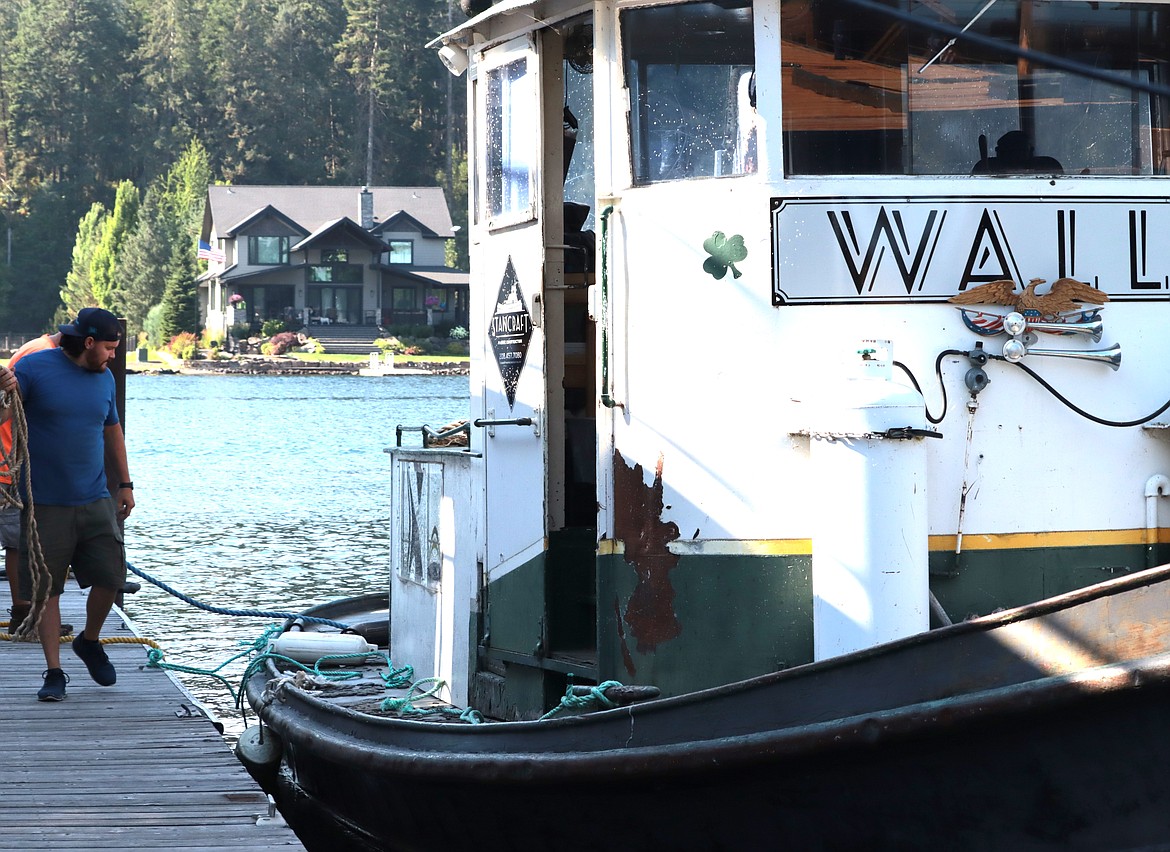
[0,308,135,701]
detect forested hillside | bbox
[0,0,465,340]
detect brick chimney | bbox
[359,186,374,230]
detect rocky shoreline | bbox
[130,357,469,377]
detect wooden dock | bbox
[0,580,305,849]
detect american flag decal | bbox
[957,307,1102,336]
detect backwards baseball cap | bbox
[59,307,122,341]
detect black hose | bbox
[990,356,1170,428]
[893,349,967,425]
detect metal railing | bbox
[395,421,472,448]
[0,331,43,352]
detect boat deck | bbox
[0,579,305,849]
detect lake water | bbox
[118,373,469,740]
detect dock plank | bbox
[1,581,305,850]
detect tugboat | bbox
[244,0,1170,848]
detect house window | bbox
[425,288,448,311]
[322,249,348,263]
[392,288,417,310]
[236,285,295,323]
[388,240,413,264]
[623,0,756,184]
[308,264,363,283]
[248,236,290,265]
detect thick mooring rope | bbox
[0,388,51,641]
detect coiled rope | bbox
[0,625,160,648]
[0,386,52,641]
[234,628,413,726]
[377,676,485,723]
[540,680,623,720]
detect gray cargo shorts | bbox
[0,505,19,549]
[19,498,125,598]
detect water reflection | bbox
[120,373,469,739]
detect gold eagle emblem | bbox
[949,277,1108,315]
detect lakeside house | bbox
[197,185,468,339]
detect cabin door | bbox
[474,34,551,663]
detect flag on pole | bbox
[197,240,225,263]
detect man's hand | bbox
[0,365,16,423]
[115,486,135,521]
[0,364,16,395]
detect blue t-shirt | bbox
[13,347,120,505]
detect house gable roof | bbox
[203,186,455,242]
[222,204,308,238]
[290,217,388,253]
[372,211,440,239]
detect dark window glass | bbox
[623,1,756,184]
[248,236,289,265]
[781,0,1170,176]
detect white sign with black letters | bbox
[771,196,1170,305]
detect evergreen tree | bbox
[159,241,199,341]
[60,203,109,318]
[3,186,83,329]
[111,188,173,341]
[162,139,213,241]
[114,140,212,340]
[337,0,452,185]
[131,0,211,178]
[91,180,141,309]
[265,0,352,182]
[0,0,463,333]
[201,0,353,184]
[440,150,468,270]
[4,0,139,207]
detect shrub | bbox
[168,331,199,360]
[229,323,251,341]
[261,318,287,337]
[261,331,299,356]
[448,326,469,340]
[375,336,405,353]
[200,329,222,350]
[446,341,469,355]
[144,305,167,351]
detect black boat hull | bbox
[247,569,1170,851]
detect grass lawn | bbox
[287,352,469,365]
[4,351,469,368]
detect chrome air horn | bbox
[1002,311,1104,343]
[1001,338,1122,370]
[1024,317,1103,342]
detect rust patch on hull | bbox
[613,449,680,652]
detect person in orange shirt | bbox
[1,331,61,632]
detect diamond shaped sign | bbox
[488,256,533,409]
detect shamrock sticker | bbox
[702,231,747,280]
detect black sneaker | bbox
[37,668,68,701]
[72,634,116,686]
[7,603,29,632]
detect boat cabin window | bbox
[483,38,537,227]
[622,0,757,184]
[781,0,1170,176]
